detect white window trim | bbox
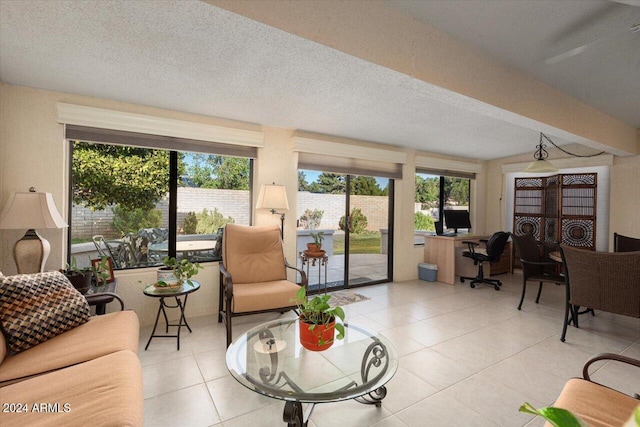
[293,136,407,164]
[415,156,482,174]
[57,103,264,147]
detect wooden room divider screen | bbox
[513,173,597,250]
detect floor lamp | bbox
[256,183,289,240]
[0,188,68,274]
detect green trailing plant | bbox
[158,256,202,287]
[519,403,586,427]
[294,286,345,346]
[520,402,640,427]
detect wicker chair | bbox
[511,233,565,310]
[559,245,640,342]
[218,224,307,347]
[613,232,640,252]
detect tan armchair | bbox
[560,245,640,342]
[218,224,307,347]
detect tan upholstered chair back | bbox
[561,245,640,318]
[222,224,286,284]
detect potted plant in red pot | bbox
[294,286,345,351]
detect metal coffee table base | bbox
[282,386,387,427]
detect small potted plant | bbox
[61,256,93,294]
[294,286,345,351]
[156,256,202,288]
[306,231,325,255]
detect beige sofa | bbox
[0,272,143,426]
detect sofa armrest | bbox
[84,292,125,311]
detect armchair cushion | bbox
[549,378,638,427]
[223,224,286,283]
[0,271,90,353]
[232,280,301,313]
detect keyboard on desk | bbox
[441,232,457,237]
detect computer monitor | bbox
[443,210,471,233]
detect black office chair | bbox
[459,231,510,290]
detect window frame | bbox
[67,140,253,268]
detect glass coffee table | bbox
[226,318,398,426]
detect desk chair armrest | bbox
[582,353,640,399]
[463,241,480,256]
[84,292,125,311]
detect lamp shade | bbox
[0,192,68,230]
[523,159,559,173]
[256,184,289,211]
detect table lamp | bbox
[0,188,68,274]
[256,183,289,240]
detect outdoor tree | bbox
[351,176,386,196]
[185,154,249,190]
[415,175,439,205]
[298,171,310,191]
[311,173,345,194]
[444,177,469,205]
[72,142,172,211]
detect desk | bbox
[424,234,512,285]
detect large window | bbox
[69,141,252,269]
[415,173,471,233]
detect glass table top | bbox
[143,280,200,297]
[226,318,398,404]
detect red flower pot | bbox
[299,318,336,351]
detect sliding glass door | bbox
[297,170,393,292]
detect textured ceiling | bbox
[384,0,640,128]
[1,0,637,160]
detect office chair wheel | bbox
[470,283,475,288]
[494,285,500,291]
[460,278,465,283]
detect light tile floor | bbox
[139,272,640,427]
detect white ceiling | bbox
[0,0,638,160]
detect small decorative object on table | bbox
[294,286,345,351]
[155,256,202,289]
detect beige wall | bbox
[0,83,484,325]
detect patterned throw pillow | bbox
[0,271,90,353]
